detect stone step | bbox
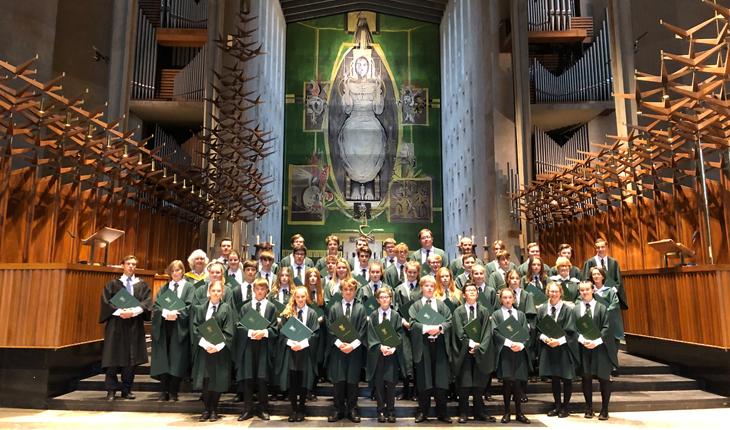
[76,373,700,394]
[47,389,729,417]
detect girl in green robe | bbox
[151,260,195,401]
[190,280,235,422]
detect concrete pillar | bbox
[106,0,137,125]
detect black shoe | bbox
[516,414,531,424]
[611,369,620,377]
[501,414,511,424]
[276,393,286,400]
[170,393,179,401]
[199,412,211,422]
[598,411,609,421]
[378,412,387,423]
[415,412,428,423]
[238,411,254,421]
[485,395,493,402]
[328,412,345,422]
[348,411,361,423]
[547,408,559,417]
[105,391,115,401]
[458,416,468,423]
[584,408,594,419]
[296,412,305,422]
[437,416,453,423]
[558,408,570,418]
[388,414,396,423]
[397,392,408,400]
[157,392,169,401]
[257,411,270,420]
[307,392,317,401]
[288,414,297,422]
[521,394,528,403]
[233,393,243,403]
[121,392,135,400]
[209,412,220,422]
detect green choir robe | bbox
[366,308,406,383]
[99,279,152,368]
[486,260,517,277]
[491,308,532,381]
[408,298,453,390]
[150,280,195,379]
[451,303,496,388]
[487,270,507,294]
[277,254,315,273]
[549,275,580,303]
[275,308,320,391]
[548,265,582,280]
[593,284,625,340]
[573,300,619,380]
[393,281,421,378]
[518,261,552,278]
[234,300,279,381]
[582,256,627,309]
[384,261,408,290]
[535,301,579,379]
[190,301,236,392]
[229,281,254,312]
[326,301,368,384]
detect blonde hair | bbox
[166,260,185,275]
[554,256,572,269]
[281,286,311,319]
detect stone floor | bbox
[1,407,729,429]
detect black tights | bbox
[551,377,573,410]
[502,379,523,416]
[582,374,611,414]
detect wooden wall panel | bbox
[623,266,730,348]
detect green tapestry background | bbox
[283,13,442,259]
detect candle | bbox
[256,234,260,243]
[269,235,273,244]
[484,236,488,247]
[458,234,462,241]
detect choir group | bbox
[99,229,626,424]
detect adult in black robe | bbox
[98,255,152,400]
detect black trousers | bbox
[244,378,269,412]
[334,381,359,413]
[417,340,447,416]
[373,356,395,415]
[289,370,307,413]
[458,386,485,417]
[105,366,135,394]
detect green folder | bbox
[398,299,414,318]
[414,303,446,325]
[496,316,530,343]
[376,320,401,347]
[239,308,270,331]
[525,283,548,306]
[463,317,482,343]
[326,292,343,309]
[576,313,602,340]
[329,315,359,343]
[362,295,379,314]
[110,288,141,309]
[156,289,186,312]
[309,302,325,318]
[199,318,225,345]
[281,316,313,342]
[537,315,567,339]
[443,297,458,312]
